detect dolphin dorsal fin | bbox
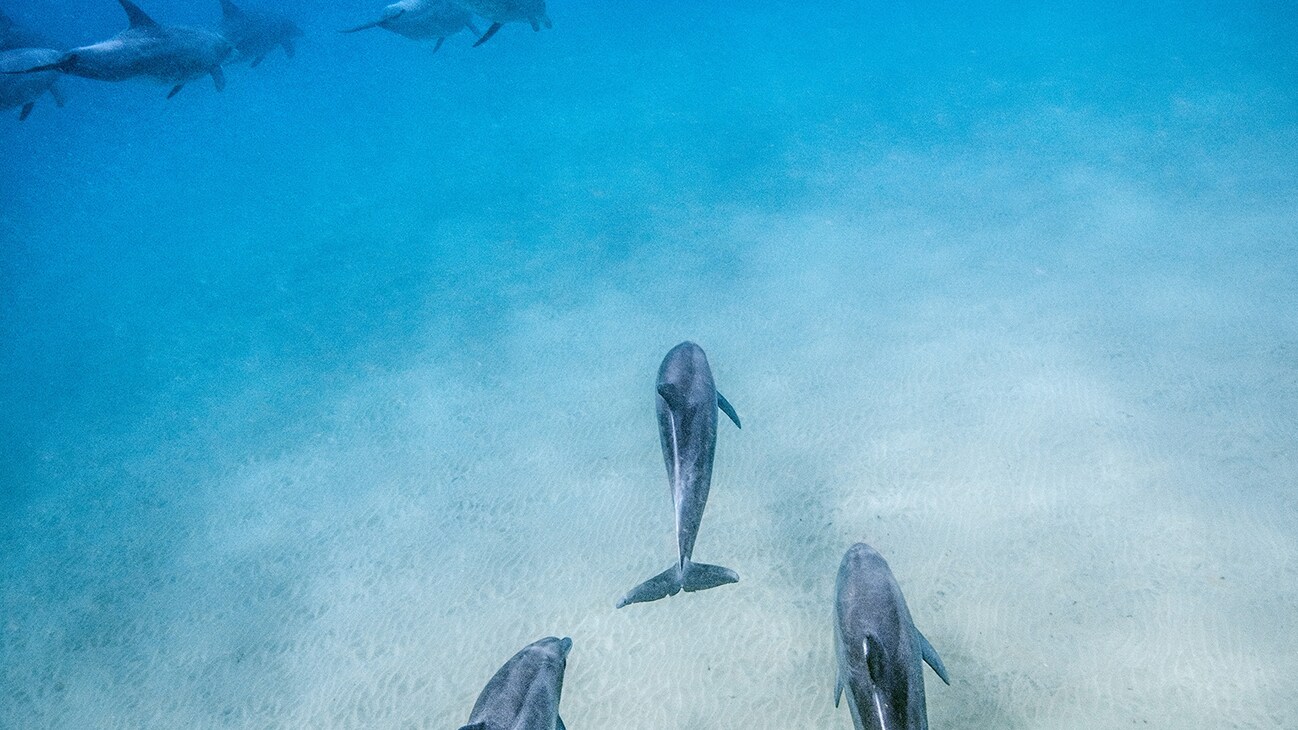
[219,0,245,20]
[119,0,159,28]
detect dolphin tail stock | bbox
[4,53,76,75]
[473,22,503,47]
[717,391,741,428]
[615,560,738,608]
[916,628,951,685]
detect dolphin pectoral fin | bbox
[211,66,226,91]
[282,38,296,58]
[681,561,738,592]
[167,84,184,99]
[250,54,265,68]
[467,20,482,36]
[473,22,503,47]
[916,628,951,685]
[529,17,540,31]
[615,566,681,608]
[717,392,741,429]
[542,13,552,29]
[19,102,34,121]
[432,36,444,53]
[49,82,66,107]
[556,715,567,730]
[834,671,844,707]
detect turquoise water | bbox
[3,1,1297,727]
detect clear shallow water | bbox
[2,1,1296,727]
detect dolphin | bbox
[4,0,231,99]
[834,543,950,730]
[339,0,478,53]
[218,0,301,68]
[458,636,572,730]
[457,0,551,47]
[616,341,743,609]
[0,48,64,119]
[0,9,54,51]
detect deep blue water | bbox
[3,1,1297,727]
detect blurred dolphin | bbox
[218,0,301,68]
[339,0,478,53]
[458,0,551,47]
[457,637,572,730]
[834,543,950,730]
[0,47,64,120]
[0,8,55,51]
[4,0,231,99]
[616,341,742,609]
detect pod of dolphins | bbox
[0,0,550,119]
[447,342,951,730]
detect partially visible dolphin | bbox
[0,48,64,120]
[834,543,950,730]
[457,636,572,730]
[0,9,54,51]
[339,0,478,53]
[218,0,301,68]
[4,0,231,99]
[616,341,742,609]
[457,0,551,47]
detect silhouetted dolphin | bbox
[0,48,64,119]
[457,636,572,730]
[834,543,950,730]
[5,0,231,98]
[616,341,742,609]
[218,0,300,68]
[458,0,551,47]
[339,0,478,53]
[0,8,54,51]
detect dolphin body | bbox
[218,0,301,67]
[834,543,950,730]
[339,0,478,52]
[458,637,572,730]
[457,0,550,47]
[7,0,231,98]
[0,48,64,119]
[616,341,742,609]
[0,9,55,51]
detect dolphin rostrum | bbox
[218,0,301,68]
[616,341,742,609]
[339,0,478,53]
[834,543,950,730]
[4,0,230,98]
[457,636,572,730]
[1,48,65,120]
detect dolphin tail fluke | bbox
[916,628,950,685]
[681,560,739,592]
[473,22,503,47]
[717,391,741,428]
[615,566,681,608]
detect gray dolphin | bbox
[339,0,478,53]
[834,543,950,730]
[218,0,301,68]
[5,0,231,99]
[616,341,742,609]
[0,9,55,51]
[0,48,64,119]
[458,636,572,730]
[457,0,551,47]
